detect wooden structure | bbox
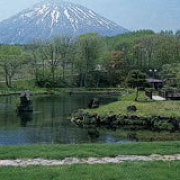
[145,90,152,99]
[145,89,180,100]
[146,78,163,89]
[159,89,180,100]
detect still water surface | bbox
[0,93,131,145]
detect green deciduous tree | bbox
[35,36,73,87]
[76,33,103,87]
[161,63,179,87]
[0,45,28,88]
[126,70,147,101]
[133,35,180,73]
[106,50,126,86]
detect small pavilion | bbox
[146,78,163,89]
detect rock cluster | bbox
[72,111,180,131]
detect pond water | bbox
[0,93,132,145]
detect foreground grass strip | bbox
[1,154,180,167]
[0,142,180,160]
[0,161,179,180]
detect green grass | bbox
[86,91,180,118]
[0,161,179,180]
[0,80,35,89]
[0,87,68,96]
[0,86,127,96]
[0,142,180,160]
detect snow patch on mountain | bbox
[51,8,60,26]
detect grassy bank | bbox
[0,161,179,180]
[0,87,53,96]
[0,87,126,96]
[72,91,180,131]
[86,91,180,118]
[0,142,180,160]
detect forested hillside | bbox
[1,30,180,88]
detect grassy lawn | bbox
[0,142,180,160]
[86,91,180,117]
[0,161,179,180]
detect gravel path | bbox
[152,96,166,101]
[0,154,180,167]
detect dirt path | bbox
[0,154,180,167]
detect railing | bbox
[159,89,180,100]
[145,90,152,99]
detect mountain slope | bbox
[0,0,128,44]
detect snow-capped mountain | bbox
[0,0,128,44]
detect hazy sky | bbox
[0,0,179,32]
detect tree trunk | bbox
[135,88,139,101]
[80,73,84,87]
[8,76,12,88]
[62,61,65,81]
[33,54,39,82]
[96,72,100,88]
[34,68,38,82]
[62,54,66,81]
[5,73,9,88]
[43,59,45,79]
[84,72,88,87]
[71,62,74,86]
[51,66,55,86]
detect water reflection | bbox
[0,93,129,145]
[18,112,33,127]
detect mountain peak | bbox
[34,0,75,7]
[0,0,128,44]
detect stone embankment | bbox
[72,111,180,131]
[1,154,180,167]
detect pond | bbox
[0,93,132,145]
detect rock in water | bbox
[88,98,99,109]
[18,91,33,112]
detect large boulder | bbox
[127,106,137,112]
[88,98,99,109]
[17,91,33,112]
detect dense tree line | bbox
[1,30,180,88]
